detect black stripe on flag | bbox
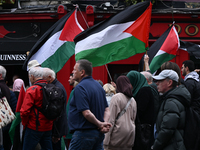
[138,25,173,71]
[74,1,151,43]
[22,8,76,70]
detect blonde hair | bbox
[103,83,116,94]
[73,81,79,87]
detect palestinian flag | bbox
[9,85,26,145]
[180,40,200,59]
[74,1,152,67]
[22,8,84,72]
[149,25,180,74]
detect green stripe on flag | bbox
[61,137,66,150]
[76,36,146,67]
[150,53,175,74]
[9,112,21,144]
[41,41,75,73]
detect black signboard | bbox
[0,51,27,65]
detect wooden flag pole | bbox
[105,64,113,82]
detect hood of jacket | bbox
[162,85,191,107]
[184,71,199,82]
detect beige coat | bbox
[104,93,137,150]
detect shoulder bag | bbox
[0,97,16,129]
[115,98,132,123]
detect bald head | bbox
[140,71,153,85]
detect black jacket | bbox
[183,78,200,112]
[0,80,10,102]
[153,85,191,150]
[52,79,68,137]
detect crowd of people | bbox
[0,56,200,150]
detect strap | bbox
[33,108,40,131]
[115,98,132,123]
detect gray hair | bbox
[141,71,153,82]
[0,65,6,79]
[76,59,92,76]
[42,68,56,79]
[29,67,43,78]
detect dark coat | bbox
[133,86,155,150]
[183,78,200,112]
[0,80,10,102]
[135,86,154,126]
[52,78,68,137]
[181,76,200,150]
[153,85,191,150]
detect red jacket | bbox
[20,79,53,131]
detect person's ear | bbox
[185,66,189,72]
[81,70,85,77]
[168,79,173,87]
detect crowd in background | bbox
[0,56,200,150]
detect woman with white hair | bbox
[103,83,116,106]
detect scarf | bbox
[126,70,150,97]
[116,75,132,98]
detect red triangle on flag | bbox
[59,9,84,42]
[124,2,152,48]
[160,26,179,55]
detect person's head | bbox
[96,80,103,87]
[0,65,6,80]
[153,69,178,93]
[116,75,132,98]
[12,75,19,83]
[103,83,116,95]
[28,67,43,85]
[73,59,92,82]
[140,71,153,85]
[182,60,195,76]
[13,79,25,92]
[126,70,148,97]
[27,60,41,71]
[42,68,56,83]
[68,73,75,86]
[161,61,181,85]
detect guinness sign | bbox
[0,51,27,65]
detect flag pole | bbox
[76,5,90,28]
[105,65,113,82]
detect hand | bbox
[144,54,149,63]
[52,136,60,143]
[111,81,116,89]
[195,69,200,73]
[99,122,112,133]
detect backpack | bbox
[35,83,65,120]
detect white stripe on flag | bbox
[75,21,135,54]
[154,50,166,57]
[27,30,65,70]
